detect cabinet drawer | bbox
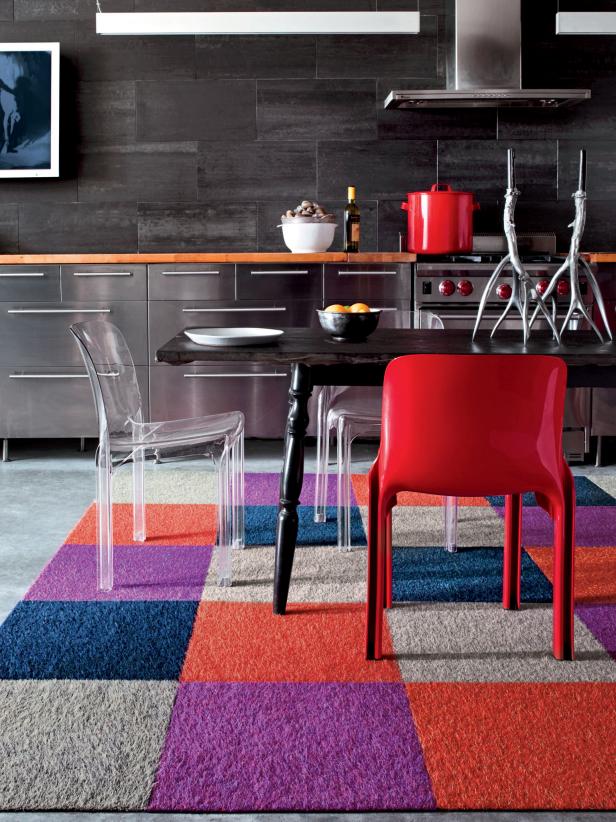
[61,265,147,301]
[148,264,235,300]
[0,302,148,367]
[0,265,60,302]
[324,264,412,301]
[149,300,321,363]
[150,364,290,439]
[236,264,322,300]
[0,366,148,438]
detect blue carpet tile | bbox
[487,477,616,508]
[0,600,198,680]
[245,504,366,546]
[392,546,553,603]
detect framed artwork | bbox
[0,43,59,178]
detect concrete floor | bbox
[1,438,615,822]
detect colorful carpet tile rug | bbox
[1,469,615,811]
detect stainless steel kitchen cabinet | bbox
[324,263,412,302]
[0,366,148,438]
[0,264,148,444]
[236,263,323,300]
[0,265,60,302]
[61,264,147,301]
[0,302,148,367]
[150,363,291,439]
[148,263,235,301]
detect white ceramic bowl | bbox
[280,221,337,253]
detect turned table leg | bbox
[274,363,312,615]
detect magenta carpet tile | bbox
[149,681,435,812]
[0,471,615,811]
[577,605,616,660]
[493,505,616,547]
[245,471,353,507]
[25,543,212,601]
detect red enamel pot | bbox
[402,184,480,255]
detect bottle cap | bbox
[347,186,356,200]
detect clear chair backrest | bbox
[419,311,444,330]
[70,319,143,443]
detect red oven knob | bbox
[496,283,512,300]
[557,280,570,297]
[439,279,455,297]
[457,279,473,296]
[536,279,550,296]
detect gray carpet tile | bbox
[0,680,177,811]
[387,602,616,682]
[202,544,367,603]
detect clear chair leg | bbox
[314,386,332,524]
[217,443,232,587]
[444,495,459,553]
[231,430,245,549]
[95,443,114,591]
[337,417,354,552]
[132,447,146,542]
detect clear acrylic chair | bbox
[70,319,244,591]
[314,312,458,552]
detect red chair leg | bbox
[552,473,575,661]
[503,493,522,610]
[373,499,389,660]
[384,506,393,609]
[365,463,380,660]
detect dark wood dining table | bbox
[156,327,616,615]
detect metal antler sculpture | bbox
[472,149,560,344]
[528,149,612,343]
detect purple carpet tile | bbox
[576,605,616,660]
[493,506,616,547]
[24,543,212,601]
[245,472,353,507]
[148,681,435,812]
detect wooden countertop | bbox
[0,252,416,264]
[587,254,616,263]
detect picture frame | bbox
[0,42,59,178]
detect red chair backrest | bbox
[379,354,567,499]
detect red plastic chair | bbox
[366,354,575,662]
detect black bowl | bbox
[317,309,381,342]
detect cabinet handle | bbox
[338,271,398,277]
[184,372,288,379]
[73,271,133,277]
[7,308,111,314]
[0,271,46,278]
[373,307,399,311]
[182,306,286,313]
[9,371,119,379]
[162,271,220,277]
[250,270,309,275]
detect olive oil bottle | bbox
[344,186,360,252]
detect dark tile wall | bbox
[1,0,616,252]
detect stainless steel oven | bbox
[415,259,594,462]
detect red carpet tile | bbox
[351,475,488,507]
[181,601,401,683]
[406,682,616,810]
[527,546,616,604]
[66,503,218,547]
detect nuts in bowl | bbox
[278,199,337,253]
[318,302,381,341]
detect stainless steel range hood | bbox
[385,0,591,110]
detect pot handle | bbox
[431,183,453,192]
[401,201,410,211]
[473,200,481,211]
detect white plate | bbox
[184,327,284,347]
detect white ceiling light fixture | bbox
[95,10,421,36]
[556,12,616,35]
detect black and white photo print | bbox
[0,43,59,177]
